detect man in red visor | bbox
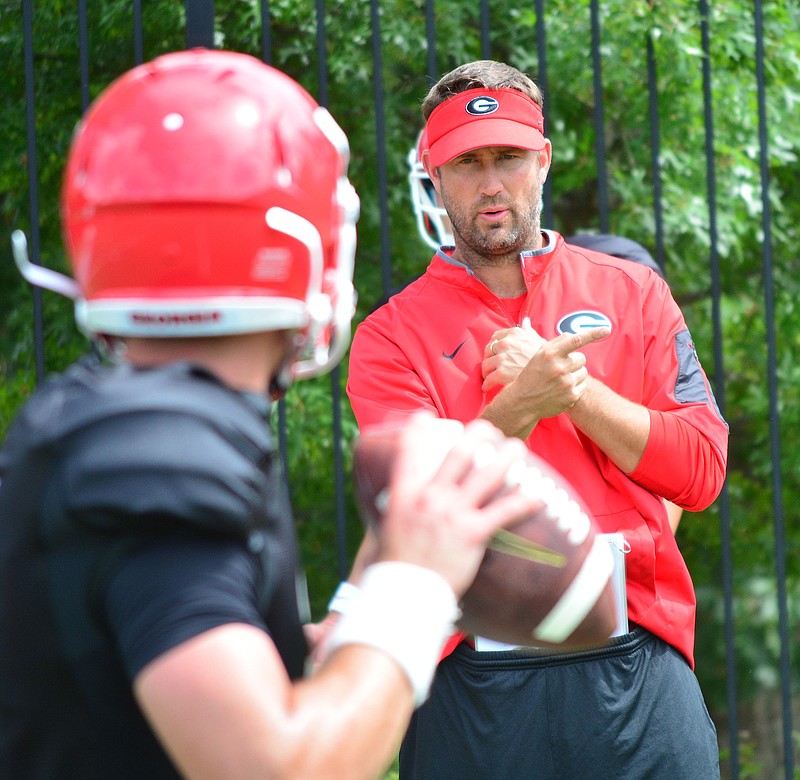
[338,60,727,779]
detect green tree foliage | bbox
[2,0,800,727]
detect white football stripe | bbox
[531,535,615,644]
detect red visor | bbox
[425,88,546,167]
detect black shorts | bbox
[400,626,720,780]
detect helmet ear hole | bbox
[59,48,359,381]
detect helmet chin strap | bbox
[268,365,291,401]
[268,332,303,401]
[269,353,294,401]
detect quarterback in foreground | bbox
[0,50,557,780]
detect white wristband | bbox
[327,562,460,706]
[327,581,361,615]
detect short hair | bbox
[421,60,543,120]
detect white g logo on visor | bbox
[466,96,500,116]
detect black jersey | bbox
[0,358,307,778]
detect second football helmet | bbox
[407,128,454,250]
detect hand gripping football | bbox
[352,420,619,649]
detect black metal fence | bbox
[10,1,796,778]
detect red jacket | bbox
[347,232,728,667]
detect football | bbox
[352,419,619,649]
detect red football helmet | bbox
[16,48,359,379]
[407,127,453,250]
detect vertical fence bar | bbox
[78,1,106,364]
[534,0,553,229]
[185,0,215,49]
[425,0,437,82]
[277,396,290,495]
[21,0,45,384]
[256,5,291,488]
[254,1,288,487]
[480,0,491,59]
[314,0,329,107]
[132,0,143,65]
[78,0,90,110]
[330,369,347,582]
[588,0,609,232]
[645,33,665,273]
[752,1,793,775]
[697,2,738,776]
[311,0,349,582]
[370,0,393,300]
[330,349,346,579]
[261,0,272,65]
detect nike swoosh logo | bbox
[442,339,469,360]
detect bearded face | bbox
[436,148,548,264]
